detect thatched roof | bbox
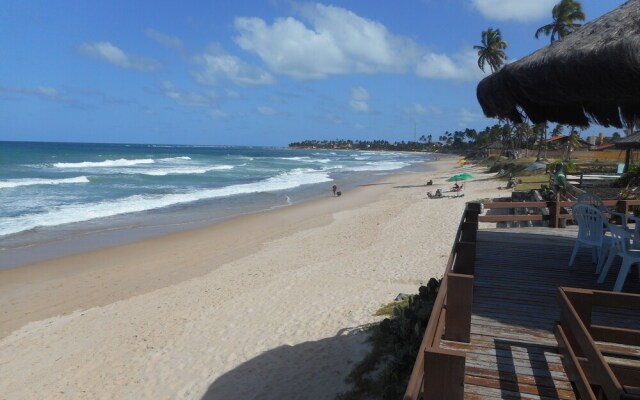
[545,135,592,147]
[614,131,640,148]
[477,0,640,129]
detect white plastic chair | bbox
[597,223,640,292]
[576,193,627,229]
[569,204,609,268]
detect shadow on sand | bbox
[201,326,371,400]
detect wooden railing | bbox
[555,288,640,400]
[479,199,640,228]
[403,203,481,400]
[404,199,640,400]
[567,172,623,188]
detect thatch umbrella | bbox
[613,131,640,171]
[477,0,640,129]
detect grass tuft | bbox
[337,278,441,400]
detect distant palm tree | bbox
[535,0,585,43]
[551,124,565,137]
[565,127,582,160]
[535,122,548,161]
[474,28,508,73]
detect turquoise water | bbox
[0,141,432,268]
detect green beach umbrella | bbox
[447,173,474,182]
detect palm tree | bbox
[474,28,508,73]
[565,127,582,160]
[535,122,548,161]
[535,0,585,43]
[551,124,565,137]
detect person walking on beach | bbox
[332,184,338,196]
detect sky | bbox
[0,0,627,146]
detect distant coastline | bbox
[289,139,430,152]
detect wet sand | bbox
[0,155,504,399]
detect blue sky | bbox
[0,0,626,146]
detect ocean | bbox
[0,141,432,269]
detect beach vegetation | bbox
[614,164,640,188]
[374,297,410,316]
[337,278,441,400]
[474,28,508,73]
[535,0,586,43]
[548,160,577,173]
[288,139,430,152]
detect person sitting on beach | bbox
[426,179,433,186]
[453,183,460,190]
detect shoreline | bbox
[0,158,431,271]
[0,155,505,399]
[0,159,439,337]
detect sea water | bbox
[0,141,432,268]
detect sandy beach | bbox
[0,156,505,399]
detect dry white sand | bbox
[0,156,505,400]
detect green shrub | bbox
[337,278,441,400]
[614,164,640,188]
[548,160,577,173]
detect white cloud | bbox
[233,4,482,82]
[405,103,442,116]
[226,89,240,99]
[349,86,370,112]
[145,28,185,52]
[416,49,486,81]
[458,108,484,126]
[257,106,277,115]
[193,45,274,86]
[233,4,421,79]
[160,81,217,107]
[79,42,161,71]
[0,85,69,102]
[208,109,229,119]
[471,0,557,22]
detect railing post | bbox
[453,242,475,275]
[560,288,593,359]
[445,273,474,343]
[423,348,465,400]
[465,202,482,223]
[460,222,478,242]
[548,200,559,228]
[564,289,593,332]
[616,200,630,224]
[462,203,480,242]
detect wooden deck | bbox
[440,226,640,399]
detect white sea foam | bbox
[142,165,234,176]
[344,161,409,172]
[0,169,331,237]
[281,157,332,164]
[0,176,90,189]
[54,158,155,168]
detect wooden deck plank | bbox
[439,226,640,400]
